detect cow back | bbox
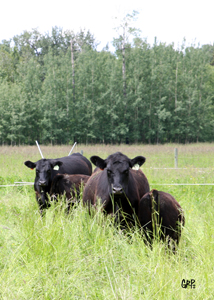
[138,189,185,244]
[52,153,92,179]
[51,173,90,199]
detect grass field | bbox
[0,144,214,299]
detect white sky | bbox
[1,0,213,51]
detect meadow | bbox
[0,144,214,299]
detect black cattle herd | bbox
[24,152,185,250]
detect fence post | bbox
[35,140,44,159]
[174,148,178,168]
[68,142,77,156]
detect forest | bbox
[1,19,214,145]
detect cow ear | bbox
[53,165,60,170]
[130,156,146,167]
[141,192,151,203]
[24,161,36,169]
[50,159,63,170]
[51,160,63,169]
[151,189,159,201]
[90,156,106,169]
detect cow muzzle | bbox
[112,186,123,195]
[39,180,47,187]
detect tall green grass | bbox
[0,144,214,299]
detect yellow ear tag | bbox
[132,164,139,170]
[53,165,59,170]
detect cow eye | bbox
[107,169,112,176]
[36,169,40,174]
[124,169,129,175]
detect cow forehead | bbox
[36,159,52,171]
[107,152,130,161]
[106,154,130,170]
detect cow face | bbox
[90,152,146,196]
[25,158,63,188]
[142,189,159,206]
[24,158,63,207]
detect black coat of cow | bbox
[50,173,90,210]
[24,153,92,212]
[138,189,185,247]
[83,152,150,225]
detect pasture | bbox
[0,144,213,299]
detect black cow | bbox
[24,153,92,213]
[50,173,90,211]
[138,189,185,249]
[82,152,150,226]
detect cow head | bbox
[143,189,159,201]
[90,152,146,196]
[141,189,159,210]
[24,158,63,207]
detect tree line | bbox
[1,23,214,145]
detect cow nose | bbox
[112,186,123,194]
[39,180,46,187]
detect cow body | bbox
[138,189,185,247]
[83,152,150,225]
[50,173,90,210]
[24,153,92,213]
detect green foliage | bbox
[1,28,214,144]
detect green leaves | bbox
[0,28,214,144]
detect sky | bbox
[1,0,213,51]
